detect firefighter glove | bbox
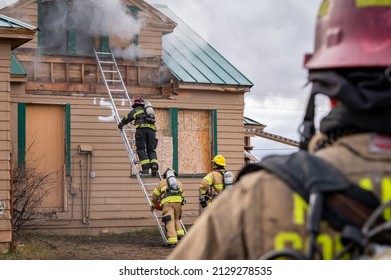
[118,122,124,129]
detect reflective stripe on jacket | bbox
[150,179,185,207]
[200,170,225,195]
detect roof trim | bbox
[0,13,36,29]
[11,51,26,75]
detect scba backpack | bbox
[223,171,234,189]
[165,170,181,196]
[144,101,156,124]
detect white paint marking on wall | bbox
[98,98,115,122]
[0,201,5,216]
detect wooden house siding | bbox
[0,43,12,251]
[9,86,244,234]
[3,0,251,235]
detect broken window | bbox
[40,0,140,57]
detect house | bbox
[0,12,37,252]
[0,0,253,248]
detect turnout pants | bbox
[135,127,158,171]
[162,202,184,245]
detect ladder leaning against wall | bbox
[93,48,187,244]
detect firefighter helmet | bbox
[304,0,391,69]
[212,155,226,167]
[132,96,145,108]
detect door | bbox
[26,104,64,210]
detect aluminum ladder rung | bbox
[95,51,111,55]
[143,183,157,187]
[102,70,117,73]
[109,89,125,92]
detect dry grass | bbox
[0,229,174,260]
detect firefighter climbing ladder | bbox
[93,48,186,244]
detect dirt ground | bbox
[0,229,174,260]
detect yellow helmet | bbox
[212,155,226,167]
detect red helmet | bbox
[304,0,391,69]
[132,96,144,108]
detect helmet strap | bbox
[299,89,316,151]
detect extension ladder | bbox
[93,48,186,244]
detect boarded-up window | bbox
[178,110,211,174]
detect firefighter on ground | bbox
[118,96,159,176]
[168,0,391,260]
[150,168,185,248]
[199,155,235,208]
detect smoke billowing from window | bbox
[70,0,141,41]
[42,0,141,59]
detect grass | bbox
[0,228,163,260]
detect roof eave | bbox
[0,27,36,49]
[176,82,252,93]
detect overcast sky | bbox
[146,0,327,160]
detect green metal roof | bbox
[244,116,265,126]
[11,52,26,75]
[154,4,253,87]
[0,13,36,30]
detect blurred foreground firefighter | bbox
[199,155,235,208]
[168,0,391,260]
[150,168,185,247]
[118,96,159,176]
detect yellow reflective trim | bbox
[167,237,178,244]
[133,109,144,118]
[176,229,184,236]
[293,193,309,225]
[150,159,158,164]
[318,0,330,17]
[335,234,350,260]
[214,184,224,190]
[274,232,303,251]
[381,178,391,220]
[356,0,391,7]
[140,159,150,165]
[316,234,333,260]
[138,123,157,131]
[161,196,183,205]
[153,188,160,196]
[205,175,213,185]
[359,177,374,191]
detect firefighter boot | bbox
[139,169,150,175]
[151,165,158,177]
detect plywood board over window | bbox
[178,110,211,174]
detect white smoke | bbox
[0,0,19,9]
[70,0,141,41]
